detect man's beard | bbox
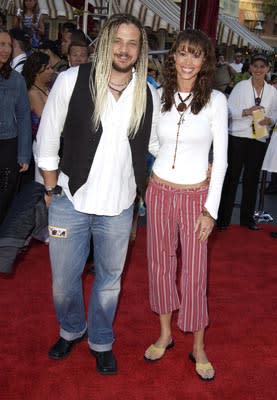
[112,60,135,74]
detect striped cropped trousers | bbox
[146,178,209,333]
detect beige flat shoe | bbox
[144,340,175,362]
[188,352,215,381]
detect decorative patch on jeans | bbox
[49,226,67,238]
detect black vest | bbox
[60,63,153,197]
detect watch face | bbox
[46,185,62,195]
[53,186,62,195]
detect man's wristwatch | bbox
[44,185,62,196]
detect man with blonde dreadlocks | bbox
[36,13,160,375]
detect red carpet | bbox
[0,225,276,400]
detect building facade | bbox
[239,0,277,49]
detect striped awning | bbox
[3,0,180,31]
[217,14,274,53]
[88,0,180,32]
[40,0,74,19]
[3,0,75,20]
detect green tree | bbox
[262,0,277,17]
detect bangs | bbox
[178,41,204,57]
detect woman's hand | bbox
[194,212,215,241]
[19,163,29,172]
[259,117,272,126]
[242,106,263,117]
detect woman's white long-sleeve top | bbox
[148,90,228,219]
[228,78,277,141]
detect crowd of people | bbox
[0,2,91,225]
[0,8,277,382]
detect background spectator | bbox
[229,52,243,73]
[232,59,251,86]
[217,54,277,231]
[22,52,52,142]
[0,29,32,224]
[39,39,68,81]
[67,41,89,67]
[214,54,235,94]
[9,28,30,73]
[13,0,45,49]
[61,25,87,58]
[147,58,160,88]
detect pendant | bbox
[177,103,187,112]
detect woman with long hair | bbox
[13,0,45,48]
[22,51,52,183]
[0,28,31,224]
[144,30,228,381]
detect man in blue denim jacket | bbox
[0,29,32,224]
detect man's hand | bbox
[19,163,29,172]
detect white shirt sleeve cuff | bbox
[37,156,60,171]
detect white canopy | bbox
[87,0,180,32]
[217,14,274,53]
[2,0,274,52]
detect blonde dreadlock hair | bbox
[89,14,149,138]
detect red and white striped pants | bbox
[145,178,209,333]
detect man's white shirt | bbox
[36,66,160,216]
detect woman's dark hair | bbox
[0,29,13,79]
[242,60,250,74]
[22,51,50,89]
[161,29,215,114]
[39,39,60,57]
[62,22,76,33]
[23,0,39,24]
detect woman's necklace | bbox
[172,110,185,169]
[252,81,264,106]
[172,93,192,169]
[33,84,49,97]
[176,92,192,112]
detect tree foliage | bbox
[262,0,277,17]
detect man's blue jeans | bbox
[48,193,133,352]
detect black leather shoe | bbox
[240,222,260,231]
[91,349,117,375]
[48,332,87,360]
